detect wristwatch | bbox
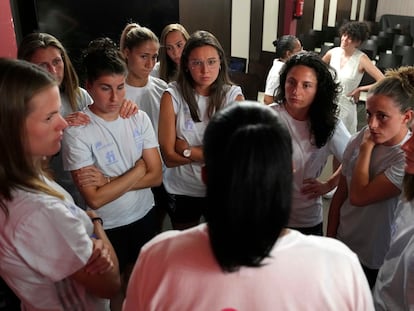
[183,148,192,158]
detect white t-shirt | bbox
[125,76,167,136]
[150,62,160,78]
[162,82,243,197]
[271,104,350,227]
[373,198,414,310]
[62,108,159,229]
[60,87,92,117]
[264,59,285,98]
[51,87,93,209]
[123,224,374,311]
[337,127,410,269]
[0,178,109,310]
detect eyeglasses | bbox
[189,58,220,69]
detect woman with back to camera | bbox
[158,30,244,230]
[123,102,374,311]
[0,57,120,310]
[327,67,414,288]
[263,35,302,105]
[151,23,190,82]
[271,51,350,235]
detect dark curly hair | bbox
[339,21,369,43]
[275,51,341,148]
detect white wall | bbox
[376,0,414,21]
[231,0,251,61]
[262,0,279,52]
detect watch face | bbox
[183,149,191,158]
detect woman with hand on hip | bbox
[322,21,384,135]
[271,51,350,236]
[158,30,244,230]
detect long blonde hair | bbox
[0,58,65,215]
[159,24,190,82]
[17,32,82,113]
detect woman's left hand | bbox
[84,238,114,274]
[347,88,361,103]
[65,111,90,126]
[175,138,189,156]
[119,99,138,118]
[301,178,331,199]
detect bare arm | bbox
[301,165,342,199]
[158,92,192,168]
[70,213,121,298]
[129,147,162,190]
[350,54,384,99]
[71,160,147,209]
[327,174,348,237]
[263,95,274,105]
[350,129,400,206]
[322,50,332,64]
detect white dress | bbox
[329,47,364,134]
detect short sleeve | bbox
[14,199,93,282]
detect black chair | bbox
[393,45,414,57]
[376,31,395,53]
[319,44,333,57]
[333,36,340,47]
[402,53,414,66]
[299,33,317,52]
[393,45,414,66]
[392,34,413,51]
[308,29,324,47]
[321,25,338,44]
[360,39,378,60]
[376,53,402,72]
[229,71,260,101]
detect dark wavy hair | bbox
[339,21,369,43]
[82,37,127,83]
[203,102,293,272]
[275,51,341,148]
